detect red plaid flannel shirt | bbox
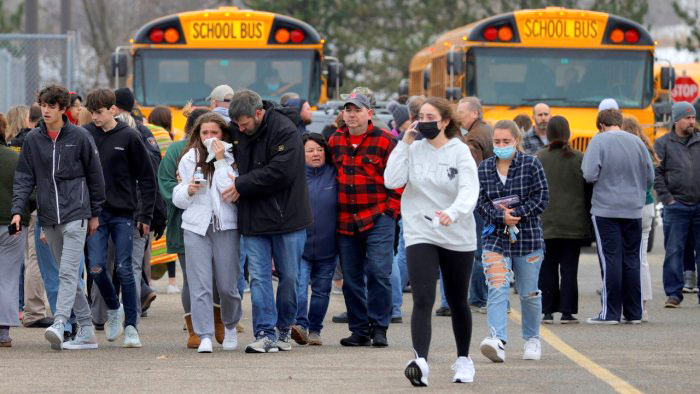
[329,122,402,235]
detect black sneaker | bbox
[560,313,579,324]
[25,316,54,328]
[340,333,371,347]
[435,306,451,316]
[371,328,388,347]
[542,313,554,324]
[332,311,349,323]
[94,323,104,331]
[391,316,403,324]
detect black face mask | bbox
[418,121,441,140]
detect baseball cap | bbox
[206,85,234,102]
[597,98,619,112]
[341,86,376,108]
[343,92,371,110]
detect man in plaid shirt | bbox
[522,103,551,155]
[329,92,401,347]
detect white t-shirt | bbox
[384,138,479,252]
[498,171,507,185]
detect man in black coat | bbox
[224,89,312,353]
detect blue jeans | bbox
[245,229,306,340]
[391,220,408,318]
[86,211,138,327]
[338,214,395,336]
[662,202,700,301]
[35,219,83,333]
[483,249,543,343]
[439,213,487,308]
[237,235,247,297]
[295,256,336,333]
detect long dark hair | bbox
[302,132,332,165]
[181,112,231,181]
[421,97,462,140]
[546,115,574,157]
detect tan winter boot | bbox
[213,305,225,344]
[184,314,200,349]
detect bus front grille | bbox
[571,136,591,152]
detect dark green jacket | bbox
[158,140,186,254]
[537,147,591,240]
[1,145,33,226]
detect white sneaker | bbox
[523,337,541,360]
[480,337,505,363]
[106,305,125,342]
[167,285,181,294]
[404,353,429,387]
[123,325,142,348]
[451,356,475,383]
[64,326,98,350]
[223,327,238,351]
[44,321,65,351]
[198,337,213,353]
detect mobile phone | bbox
[8,223,20,235]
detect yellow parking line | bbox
[509,310,642,394]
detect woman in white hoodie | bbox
[385,97,479,387]
[173,112,241,353]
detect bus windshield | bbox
[469,48,653,108]
[133,49,320,107]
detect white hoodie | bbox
[385,138,479,252]
[173,147,238,236]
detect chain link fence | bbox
[0,31,80,113]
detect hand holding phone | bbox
[402,121,419,145]
[8,215,21,235]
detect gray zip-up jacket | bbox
[582,129,654,219]
[653,128,700,205]
[12,115,106,226]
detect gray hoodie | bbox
[581,130,654,219]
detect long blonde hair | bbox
[6,105,29,141]
[622,116,659,165]
[493,119,523,152]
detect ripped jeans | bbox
[483,249,543,343]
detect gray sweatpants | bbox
[42,220,92,327]
[91,228,150,325]
[184,226,241,339]
[0,226,27,327]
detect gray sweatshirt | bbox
[581,130,654,219]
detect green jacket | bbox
[537,147,591,240]
[158,140,186,254]
[0,145,33,226]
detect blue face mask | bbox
[493,145,516,160]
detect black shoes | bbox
[560,313,579,324]
[25,317,54,328]
[435,306,451,316]
[371,328,388,347]
[542,313,554,324]
[332,311,349,323]
[340,333,371,347]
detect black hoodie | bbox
[83,120,156,225]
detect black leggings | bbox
[406,243,474,359]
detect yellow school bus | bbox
[407,7,669,150]
[113,6,342,140]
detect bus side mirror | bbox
[399,78,409,96]
[447,49,464,75]
[111,52,127,78]
[653,101,672,122]
[660,67,675,90]
[446,88,462,101]
[327,62,344,98]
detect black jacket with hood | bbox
[83,121,156,225]
[12,115,106,226]
[231,100,312,235]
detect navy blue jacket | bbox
[303,163,338,261]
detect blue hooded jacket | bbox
[303,163,338,261]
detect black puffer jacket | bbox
[12,115,106,225]
[231,100,312,235]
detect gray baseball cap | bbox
[343,92,371,110]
